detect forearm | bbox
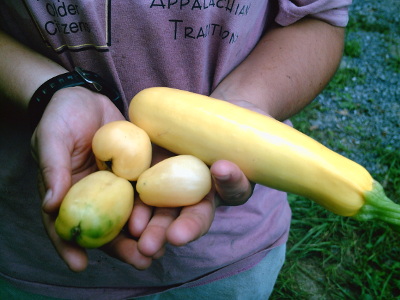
[212,18,345,121]
[0,30,67,108]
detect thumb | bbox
[210,160,254,206]
[32,130,72,214]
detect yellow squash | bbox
[129,87,399,226]
[55,170,134,248]
[136,155,212,207]
[92,120,152,181]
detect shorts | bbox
[0,244,286,300]
[135,244,286,300]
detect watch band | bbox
[28,67,123,129]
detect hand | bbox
[103,146,254,269]
[32,86,124,272]
[33,88,254,272]
[103,101,261,270]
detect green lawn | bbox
[270,90,400,300]
[270,4,400,298]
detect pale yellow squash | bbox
[136,155,212,207]
[92,120,152,181]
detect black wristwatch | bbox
[28,67,124,130]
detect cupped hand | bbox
[105,154,253,268]
[105,98,259,269]
[32,86,124,272]
[103,99,261,270]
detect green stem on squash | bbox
[353,180,400,228]
[71,225,81,241]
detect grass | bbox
[270,112,400,299]
[270,5,400,299]
[344,40,362,58]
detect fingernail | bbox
[213,174,230,182]
[42,189,53,209]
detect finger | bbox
[102,234,153,270]
[210,160,254,206]
[128,197,153,238]
[137,207,181,257]
[42,211,88,272]
[166,192,216,246]
[151,246,166,259]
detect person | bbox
[0,1,350,299]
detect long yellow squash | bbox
[129,87,399,225]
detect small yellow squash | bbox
[136,155,212,207]
[92,120,152,181]
[55,170,134,248]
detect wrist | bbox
[28,67,123,130]
[211,85,274,117]
[26,67,67,104]
[210,90,272,117]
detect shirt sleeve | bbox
[275,0,352,27]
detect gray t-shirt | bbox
[0,0,350,298]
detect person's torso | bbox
[0,1,291,298]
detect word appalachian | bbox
[151,0,251,16]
